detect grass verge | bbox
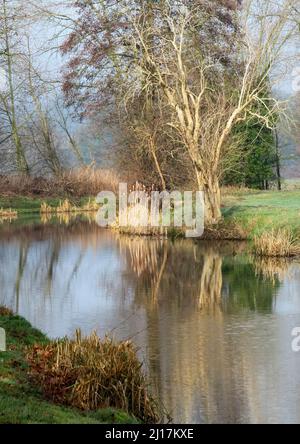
[222,189,300,237]
[0,308,137,424]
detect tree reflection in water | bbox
[1,221,299,423]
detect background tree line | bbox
[0,0,299,223]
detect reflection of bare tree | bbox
[198,248,222,310]
[15,241,29,312]
[119,236,225,312]
[0,222,288,423]
[118,237,169,303]
[45,241,61,295]
[0,222,112,315]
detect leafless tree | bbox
[123,0,295,223]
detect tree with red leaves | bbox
[61,1,241,115]
[61,0,293,224]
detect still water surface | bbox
[0,219,300,424]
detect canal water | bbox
[0,219,300,424]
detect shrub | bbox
[26,330,161,423]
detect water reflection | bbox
[0,221,300,424]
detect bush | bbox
[26,330,161,423]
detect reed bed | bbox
[40,199,99,215]
[112,204,169,237]
[0,167,119,198]
[0,208,18,223]
[0,208,17,218]
[253,229,300,258]
[26,330,162,424]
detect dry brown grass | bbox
[0,208,18,224]
[221,186,253,197]
[0,306,14,316]
[253,229,300,258]
[0,208,17,217]
[0,167,119,198]
[56,199,75,214]
[26,330,162,423]
[202,220,249,241]
[59,167,119,195]
[40,199,99,216]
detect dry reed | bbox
[0,167,119,198]
[253,229,300,258]
[0,306,13,316]
[40,199,99,215]
[26,330,162,423]
[0,208,18,223]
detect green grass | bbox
[0,311,137,424]
[222,189,300,237]
[1,189,300,240]
[0,196,93,215]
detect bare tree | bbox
[127,0,296,223]
[0,0,29,174]
[59,0,296,224]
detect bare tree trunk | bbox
[204,180,222,225]
[149,136,166,191]
[26,38,62,175]
[194,165,221,225]
[3,0,29,175]
[274,129,282,191]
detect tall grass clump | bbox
[0,208,18,223]
[253,229,300,258]
[0,306,13,316]
[26,330,162,423]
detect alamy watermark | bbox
[0,327,6,352]
[291,327,300,353]
[0,67,7,92]
[292,67,300,93]
[95,183,205,238]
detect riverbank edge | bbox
[0,309,137,424]
[1,189,300,241]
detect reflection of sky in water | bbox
[0,224,300,424]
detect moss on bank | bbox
[0,310,137,424]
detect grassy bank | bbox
[222,189,300,237]
[1,188,300,240]
[0,196,93,216]
[0,310,137,424]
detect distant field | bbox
[222,188,300,236]
[280,179,300,190]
